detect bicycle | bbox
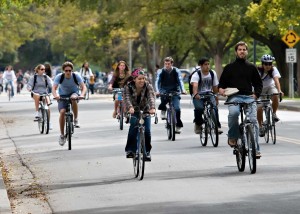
[58,97,83,150]
[260,93,282,144]
[224,100,260,174]
[5,81,12,101]
[130,107,157,180]
[113,88,125,130]
[33,92,51,134]
[198,92,219,147]
[160,91,179,141]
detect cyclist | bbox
[124,68,156,161]
[190,57,223,134]
[16,69,24,94]
[218,41,262,157]
[3,65,16,97]
[0,72,3,93]
[257,54,283,137]
[79,61,94,92]
[108,60,131,118]
[27,64,53,126]
[155,56,186,134]
[52,61,86,146]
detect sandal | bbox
[228,139,237,147]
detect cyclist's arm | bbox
[147,84,156,111]
[212,86,219,105]
[124,85,134,113]
[175,68,186,93]
[52,84,59,98]
[79,82,86,97]
[155,69,162,94]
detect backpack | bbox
[188,68,214,96]
[59,73,79,85]
[33,74,48,90]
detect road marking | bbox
[276,136,300,145]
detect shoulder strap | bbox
[33,74,37,89]
[59,73,79,85]
[72,73,79,86]
[197,69,202,85]
[44,75,48,88]
[209,70,214,83]
[59,73,65,84]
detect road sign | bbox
[286,48,297,63]
[282,30,300,48]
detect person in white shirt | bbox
[79,61,94,87]
[3,65,17,97]
[257,54,283,137]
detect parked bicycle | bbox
[33,92,51,134]
[224,100,260,174]
[129,107,157,180]
[113,88,125,130]
[160,91,179,141]
[260,93,282,144]
[198,92,219,147]
[57,97,83,150]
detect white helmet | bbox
[261,54,275,63]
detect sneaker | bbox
[218,129,223,134]
[34,111,40,119]
[194,124,202,134]
[160,111,166,120]
[49,122,53,130]
[259,127,265,137]
[145,152,151,162]
[175,126,182,134]
[126,151,134,158]
[273,113,280,122]
[256,151,262,159]
[58,135,66,146]
[74,119,80,128]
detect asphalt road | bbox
[1,92,300,214]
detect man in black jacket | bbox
[219,41,263,157]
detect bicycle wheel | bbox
[133,154,139,178]
[209,109,219,147]
[38,108,44,134]
[263,108,270,143]
[137,129,146,180]
[166,109,172,140]
[270,112,276,144]
[119,102,124,130]
[44,109,50,134]
[246,125,256,174]
[66,116,72,150]
[200,122,208,146]
[171,108,176,141]
[235,138,246,172]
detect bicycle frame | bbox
[36,94,50,134]
[113,88,125,130]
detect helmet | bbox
[131,68,145,78]
[261,54,275,63]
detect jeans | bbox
[5,80,14,97]
[193,96,221,127]
[227,95,259,151]
[125,113,152,153]
[158,95,183,127]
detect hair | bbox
[234,41,248,51]
[164,56,174,63]
[82,61,89,68]
[198,57,209,65]
[114,60,130,77]
[44,63,52,77]
[34,64,45,73]
[62,61,74,70]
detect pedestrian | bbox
[155,56,186,134]
[218,41,263,157]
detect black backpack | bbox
[59,73,79,85]
[33,74,48,90]
[188,68,214,96]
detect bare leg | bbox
[72,101,78,120]
[59,110,66,135]
[272,95,279,114]
[257,106,263,127]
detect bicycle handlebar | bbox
[56,97,84,101]
[224,100,260,106]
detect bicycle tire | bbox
[133,154,139,178]
[44,109,50,134]
[200,122,208,146]
[209,109,219,147]
[171,108,176,141]
[119,102,124,130]
[66,116,72,150]
[38,108,44,134]
[166,109,172,140]
[235,138,246,172]
[246,125,256,174]
[270,114,276,144]
[138,129,146,180]
[264,108,270,143]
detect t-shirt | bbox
[261,66,281,88]
[190,70,219,93]
[53,73,83,96]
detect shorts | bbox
[258,86,278,107]
[57,93,79,111]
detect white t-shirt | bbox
[261,66,281,88]
[190,70,219,93]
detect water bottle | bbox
[117,91,122,101]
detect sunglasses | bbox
[263,62,272,66]
[64,69,72,72]
[40,68,45,70]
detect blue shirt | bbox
[53,73,83,96]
